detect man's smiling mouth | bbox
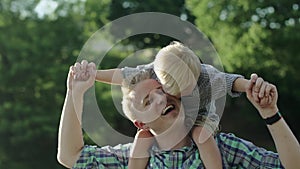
[162,104,175,116]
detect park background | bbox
[0,0,299,168]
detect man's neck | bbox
[154,125,191,150]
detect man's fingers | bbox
[258,81,269,98]
[246,86,255,103]
[247,73,258,95]
[81,60,88,71]
[250,73,258,83]
[246,86,260,109]
[73,62,82,80]
[251,77,264,101]
[87,63,96,78]
[259,96,269,107]
[265,83,273,97]
[254,77,263,92]
[270,84,278,103]
[70,61,96,83]
[268,95,272,105]
[74,62,81,71]
[70,66,75,75]
[87,62,96,72]
[252,92,260,102]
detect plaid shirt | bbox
[72,133,283,169]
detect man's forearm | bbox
[96,69,123,85]
[267,118,300,168]
[57,90,84,168]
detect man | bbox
[57,61,300,168]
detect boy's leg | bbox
[192,126,222,169]
[128,129,153,169]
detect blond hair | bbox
[121,70,151,121]
[153,41,201,96]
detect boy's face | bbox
[167,83,196,98]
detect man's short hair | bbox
[121,70,151,121]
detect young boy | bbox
[95,41,252,168]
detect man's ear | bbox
[133,120,148,130]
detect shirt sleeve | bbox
[121,63,155,80]
[202,64,243,98]
[217,133,284,169]
[72,144,131,169]
[224,72,244,97]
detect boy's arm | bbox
[192,127,222,169]
[246,80,300,169]
[232,77,250,92]
[96,69,123,85]
[95,63,154,85]
[203,64,244,98]
[233,74,270,102]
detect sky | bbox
[34,0,58,18]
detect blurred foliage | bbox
[107,0,196,49]
[0,0,299,168]
[186,0,300,145]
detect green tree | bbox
[107,0,196,48]
[0,0,86,168]
[186,0,300,146]
[82,0,200,142]
[0,0,197,168]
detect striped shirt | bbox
[72,133,283,169]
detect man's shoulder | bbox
[217,132,242,142]
[80,143,132,154]
[216,132,258,150]
[73,143,132,168]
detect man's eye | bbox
[158,87,166,94]
[158,89,164,95]
[145,99,152,106]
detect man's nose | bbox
[150,89,166,104]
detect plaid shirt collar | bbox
[150,139,197,156]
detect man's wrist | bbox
[264,111,282,125]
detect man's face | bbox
[131,79,184,135]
